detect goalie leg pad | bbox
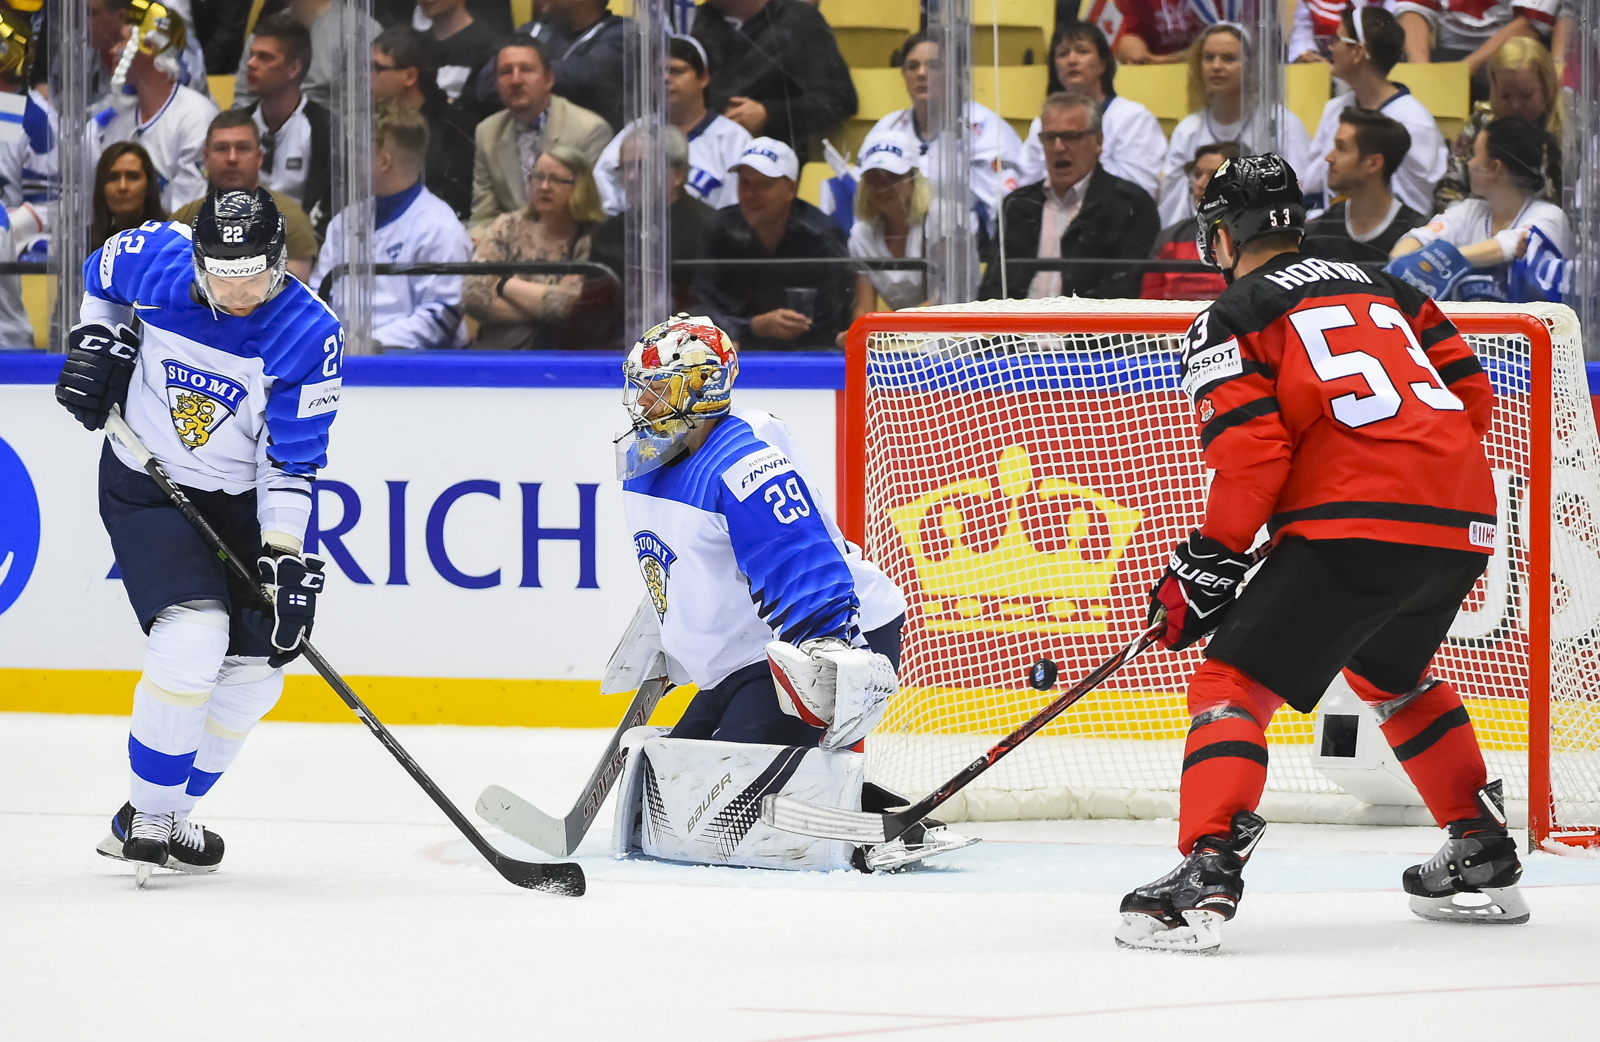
[1179,660,1282,855]
[615,735,864,870]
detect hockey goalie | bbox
[609,315,973,872]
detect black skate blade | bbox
[493,855,586,896]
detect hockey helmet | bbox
[617,315,739,479]
[192,188,290,313]
[1196,153,1305,271]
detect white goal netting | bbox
[855,300,1600,844]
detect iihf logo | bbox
[633,531,678,619]
[163,360,248,449]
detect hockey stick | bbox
[104,408,585,896]
[760,613,1168,844]
[476,659,672,856]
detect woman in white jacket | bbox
[1156,23,1311,227]
[1017,21,1166,198]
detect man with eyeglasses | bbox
[372,25,477,222]
[977,90,1158,301]
[239,14,331,235]
[169,110,320,285]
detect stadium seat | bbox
[1391,62,1472,142]
[21,275,48,349]
[839,67,908,158]
[973,0,1053,67]
[208,75,235,110]
[1114,63,1190,134]
[797,161,832,208]
[972,65,1049,138]
[1284,62,1331,138]
[820,0,919,70]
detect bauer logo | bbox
[0,434,41,618]
[634,531,677,618]
[888,444,1142,635]
[164,360,248,449]
[1181,338,1243,401]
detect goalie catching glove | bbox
[1148,531,1258,651]
[244,551,326,667]
[55,321,141,431]
[767,637,896,750]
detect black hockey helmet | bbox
[192,187,289,311]
[1195,153,1305,271]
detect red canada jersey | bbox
[1179,252,1496,555]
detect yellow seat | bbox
[821,0,919,69]
[797,161,833,208]
[207,74,234,111]
[973,0,1054,66]
[1284,62,1332,138]
[1391,62,1472,142]
[840,68,910,160]
[972,65,1049,129]
[1114,63,1190,134]
[21,274,50,349]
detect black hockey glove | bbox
[55,321,141,431]
[245,552,326,667]
[1147,531,1259,652]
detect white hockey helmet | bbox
[617,314,738,479]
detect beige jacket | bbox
[470,96,612,234]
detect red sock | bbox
[1343,668,1486,827]
[1178,661,1284,854]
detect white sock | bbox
[187,657,284,802]
[128,601,229,815]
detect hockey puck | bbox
[1028,659,1059,690]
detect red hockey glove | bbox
[1147,531,1259,651]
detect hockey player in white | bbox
[55,187,343,883]
[610,316,972,872]
[0,3,52,349]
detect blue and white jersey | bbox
[0,89,59,244]
[83,221,345,550]
[622,408,907,690]
[594,113,752,216]
[94,84,218,212]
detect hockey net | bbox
[848,299,1600,848]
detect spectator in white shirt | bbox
[847,132,934,315]
[1156,23,1311,228]
[1391,116,1568,294]
[242,14,333,234]
[593,35,751,215]
[1302,5,1446,217]
[94,14,218,213]
[858,33,1022,242]
[1018,21,1166,199]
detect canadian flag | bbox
[1084,0,1124,41]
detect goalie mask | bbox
[617,314,739,480]
[192,188,290,314]
[1196,153,1305,279]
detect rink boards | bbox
[0,352,843,725]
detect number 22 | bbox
[764,477,811,524]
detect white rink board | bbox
[0,383,837,679]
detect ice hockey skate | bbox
[96,803,225,884]
[1114,810,1266,954]
[1403,781,1529,925]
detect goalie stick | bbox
[761,613,1167,844]
[104,408,585,897]
[476,657,672,856]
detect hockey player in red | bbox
[1116,154,1528,954]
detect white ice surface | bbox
[3,712,1598,1041]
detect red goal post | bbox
[844,300,1599,850]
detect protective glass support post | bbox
[1244,0,1283,160]
[622,0,671,349]
[925,0,976,304]
[330,0,376,354]
[1563,4,1599,362]
[53,1,93,352]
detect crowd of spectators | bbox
[0,0,1585,353]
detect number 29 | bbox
[764,478,811,524]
